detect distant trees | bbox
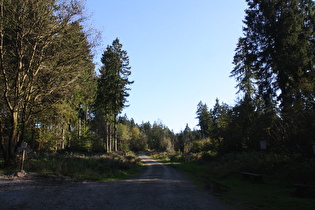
[196,102,212,139]
[113,118,176,153]
[176,124,201,153]
[145,122,175,152]
[94,38,133,152]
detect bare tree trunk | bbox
[105,120,111,153]
[61,126,65,149]
[78,118,81,139]
[108,124,112,152]
[114,119,118,151]
[67,124,71,148]
[105,122,108,152]
[31,122,36,150]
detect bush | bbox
[191,138,218,154]
[167,151,315,183]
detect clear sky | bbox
[85,0,248,133]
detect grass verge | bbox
[151,152,315,210]
[1,152,144,181]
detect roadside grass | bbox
[151,152,315,210]
[1,152,144,181]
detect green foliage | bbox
[117,123,131,151]
[70,125,98,152]
[0,0,96,164]
[191,138,219,155]
[229,0,315,155]
[184,0,315,157]
[196,101,212,138]
[94,38,133,152]
[144,122,175,152]
[175,124,201,153]
[129,126,147,151]
[96,38,133,117]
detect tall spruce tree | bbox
[231,0,315,154]
[237,0,315,115]
[95,38,133,152]
[196,101,212,139]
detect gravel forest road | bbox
[0,155,232,210]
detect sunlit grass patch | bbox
[23,152,143,181]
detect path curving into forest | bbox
[0,155,231,209]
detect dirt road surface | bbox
[0,155,232,209]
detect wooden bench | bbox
[292,184,315,197]
[241,172,263,182]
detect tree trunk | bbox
[8,111,19,165]
[31,124,36,150]
[114,119,118,151]
[67,124,71,148]
[108,123,112,152]
[17,120,27,152]
[105,121,112,153]
[78,118,81,139]
[0,120,8,164]
[61,126,65,149]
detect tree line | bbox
[196,0,315,156]
[1,0,314,166]
[0,0,133,166]
[114,0,315,157]
[0,0,97,165]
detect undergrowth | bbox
[1,151,143,181]
[151,151,315,209]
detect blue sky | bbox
[85,0,248,133]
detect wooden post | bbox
[19,142,28,171]
[20,150,25,171]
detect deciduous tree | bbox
[0,0,93,165]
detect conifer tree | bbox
[231,0,315,154]
[95,38,133,152]
[196,101,212,139]
[235,0,315,115]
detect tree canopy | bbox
[0,0,96,165]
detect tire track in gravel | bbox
[0,155,232,210]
